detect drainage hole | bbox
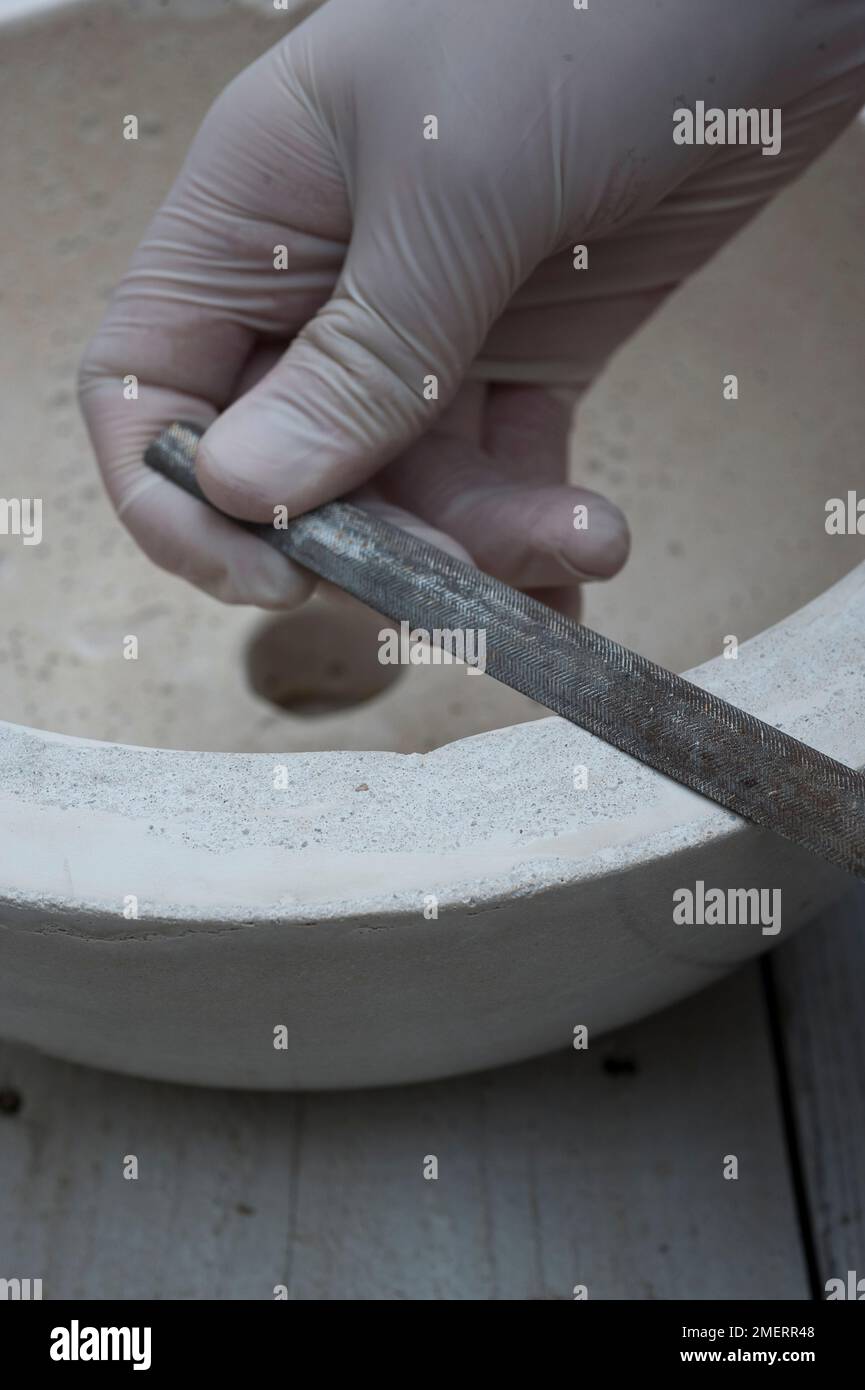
[246,598,403,716]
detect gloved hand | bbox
[79,0,865,610]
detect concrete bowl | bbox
[1,0,864,1088]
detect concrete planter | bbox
[1,0,863,1088]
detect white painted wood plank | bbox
[285,965,807,1300]
[0,1053,301,1300]
[0,964,806,1300]
[772,884,865,1289]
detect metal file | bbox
[145,421,865,877]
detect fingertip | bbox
[195,409,283,524]
[201,541,317,610]
[575,497,631,579]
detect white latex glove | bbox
[79,0,865,610]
